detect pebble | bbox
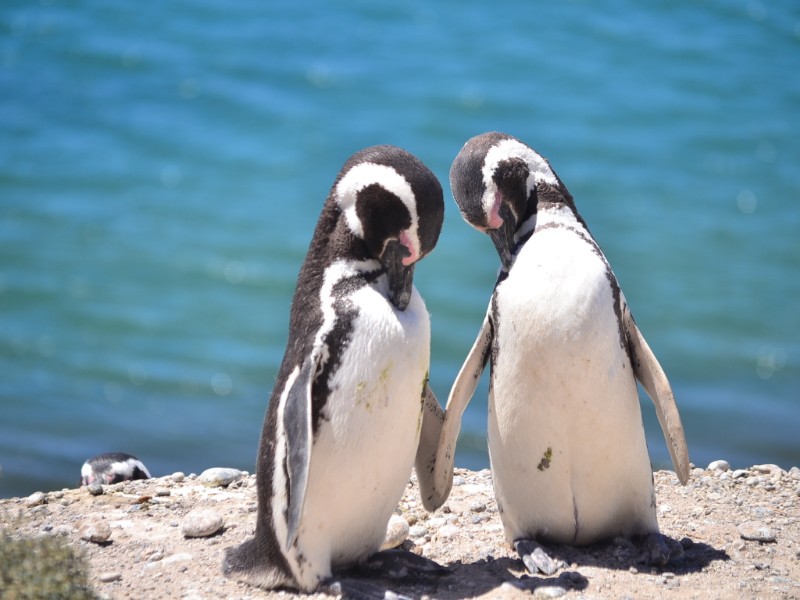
[182,509,224,538]
[708,460,730,471]
[154,487,171,497]
[427,517,446,529]
[453,476,466,486]
[80,521,112,544]
[380,515,409,550]
[732,469,748,479]
[171,472,186,482]
[437,524,459,539]
[738,521,777,543]
[409,524,428,539]
[97,572,122,583]
[25,491,46,507]
[534,586,568,598]
[469,501,486,513]
[87,483,104,496]
[198,467,243,488]
[161,552,194,565]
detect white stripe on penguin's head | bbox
[334,162,421,265]
[480,138,557,226]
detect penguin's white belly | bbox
[489,229,657,545]
[293,285,429,587]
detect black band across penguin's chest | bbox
[311,270,381,434]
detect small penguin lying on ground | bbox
[224,145,447,597]
[432,131,690,574]
[80,452,151,486]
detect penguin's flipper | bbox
[283,355,317,550]
[415,383,445,511]
[623,306,690,485]
[430,310,493,510]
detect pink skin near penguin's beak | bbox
[399,229,419,266]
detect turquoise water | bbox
[1,0,798,498]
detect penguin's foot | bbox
[323,579,413,600]
[638,532,685,567]
[350,548,449,581]
[514,538,563,576]
[326,549,448,599]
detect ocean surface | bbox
[1,0,798,499]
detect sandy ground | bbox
[2,462,799,600]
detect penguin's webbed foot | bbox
[323,579,413,600]
[514,538,563,576]
[638,532,684,567]
[328,549,448,599]
[354,548,449,581]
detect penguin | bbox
[80,452,151,486]
[432,131,690,573]
[223,145,446,595]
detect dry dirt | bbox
[2,463,799,599]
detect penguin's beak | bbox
[381,239,415,311]
[488,203,516,272]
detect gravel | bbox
[2,463,799,599]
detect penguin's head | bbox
[80,452,151,486]
[450,132,562,271]
[334,146,444,310]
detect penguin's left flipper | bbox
[282,354,318,551]
[514,539,562,576]
[415,383,446,511]
[429,309,493,511]
[623,305,691,485]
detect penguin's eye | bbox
[355,184,412,258]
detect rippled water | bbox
[1,0,798,498]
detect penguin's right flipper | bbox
[282,354,318,551]
[623,305,690,485]
[430,309,493,510]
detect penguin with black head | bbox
[224,145,447,596]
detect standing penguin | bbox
[224,146,446,594]
[434,132,690,573]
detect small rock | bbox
[88,483,104,496]
[708,460,730,472]
[154,487,171,497]
[98,572,122,583]
[171,472,186,482]
[162,552,194,565]
[426,517,446,529]
[738,521,776,543]
[198,467,243,488]
[53,491,64,499]
[437,524,459,539]
[469,501,486,513]
[182,509,224,538]
[788,466,800,481]
[409,524,428,539]
[731,469,748,479]
[534,586,567,598]
[80,521,112,544]
[25,492,46,507]
[381,515,409,550]
[452,476,466,486]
